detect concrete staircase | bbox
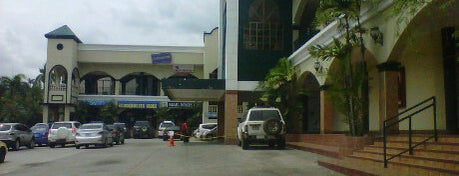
[318,135,459,176]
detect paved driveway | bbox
[1,138,342,176]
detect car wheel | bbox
[237,139,241,146]
[12,139,20,151]
[49,143,55,148]
[27,139,35,149]
[61,143,65,148]
[76,145,80,149]
[263,118,282,135]
[115,140,119,145]
[242,138,249,150]
[268,142,275,148]
[0,147,5,163]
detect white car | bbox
[194,123,217,138]
[48,121,81,148]
[237,107,286,150]
[157,121,175,137]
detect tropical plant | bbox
[100,101,120,124]
[260,57,305,132]
[310,0,369,136]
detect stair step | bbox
[350,151,459,170]
[362,146,459,161]
[381,135,459,144]
[286,142,340,158]
[345,155,459,175]
[372,141,459,152]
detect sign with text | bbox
[167,102,194,108]
[118,101,159,109]
[152,52,172,64]
[173,64,194,73]
[85,100,108,106]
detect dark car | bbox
[31,123,51,146]
[113,123,128,139]
[162,126,182,141]
[107,124,125,145]
[133,121,153,139]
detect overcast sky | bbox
[0,0,219,79]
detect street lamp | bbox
[370,27,383,45]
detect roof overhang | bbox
[162,78,225,101]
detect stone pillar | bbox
[64,105,71,121]
[320,85,334,134]
[377,62,401,133]
[114,80,121,95]
[202,101,209,123]
[224,90,238,144]
[42,105,49,123]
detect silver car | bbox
[0,123,35,151]
[75,123,113,149]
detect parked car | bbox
[237,107,286,150]
[194,123,217,138]
[31,123,51,146]
[48,121,81,148]
[162,126,182,141]
[0,141,6,163]
[201,126,218,140]
[133,121,154,139]
[107,124,125,145]
[113,122,128,139]
[75,123,113,149]
[0,123,35,151]
[157,121,175,138]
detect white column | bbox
[42,106,49,123]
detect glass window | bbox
[80,124,102,130]
[52,123,72,129]
[249,110,281,121]
[0,124,12,131]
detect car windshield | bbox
[114,124,126,128]
[80,124,102,130]
[165,126,180,131]
[32,124,48,131]
[161,123,174,128]
[202,124,217,129]
[249,110,281,121]
[0,124,12,131]
[135,121,150,126]
[52,123,73,129]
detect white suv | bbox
[157,121,175,137]
[237,107,286,150]
[48,121,81,148]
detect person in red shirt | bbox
[181,122,189,143]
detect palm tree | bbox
[260,57,304,131]
[310,0,369,136]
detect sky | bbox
[0,0,220,79]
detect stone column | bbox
[202,101,209,123]
[114,80,121,95]
[64,105,71,121]
[377,62,401,133]
[224,90,238,145]
[42,105,49,123]
[320,85,334,134]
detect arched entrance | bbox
[120,72,160,96]
[298,72,321,134]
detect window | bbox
[243,0,283,51]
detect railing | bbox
[383,96,437,168]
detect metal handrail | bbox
[383,96,437,168]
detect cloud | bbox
[0,0,219,79]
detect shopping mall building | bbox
[43,0,459,144]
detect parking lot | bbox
[1,138,342,176]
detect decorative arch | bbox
[296,71,321,134]
[80,71,115,95]
[120,72,160,96]
[48,65,68,90]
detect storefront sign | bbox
[173,64,194,73]
[168,102,194,108]
[118,101,159,109]
[152,52,172,64]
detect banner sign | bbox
[168,102,194,108]
[152,52,172,64]
[118,101,159,109]
[85,100,108,106]
[173,64,194,73]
